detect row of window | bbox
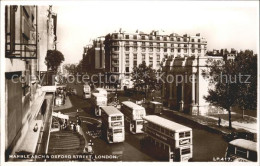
[228,145,257,161]
[122,42,202,48]
[113,34,202,42]
[147,122,175,137]
[125,54,161,60]
[111,116,122,121]
[114,47,202,53]
[179,131,191,138]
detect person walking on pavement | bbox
[73,122,76,132]
[218,117,221,127]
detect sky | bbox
[53,1,259,64]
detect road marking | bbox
[79,116,101,123]
[82,120,93,124]
[64,110,84,114]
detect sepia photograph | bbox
[0,0,259,165]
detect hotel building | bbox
[104,30,207,89]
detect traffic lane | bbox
[67,85,227,161]
[87,128,158,161]
[192,128,228,161]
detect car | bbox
[224,129,256,142]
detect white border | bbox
[0,1,259,166]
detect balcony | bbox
[111,42,120,46]
[112,54,119,59]
[112,62,119,67]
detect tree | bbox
[202,50,257,129]
[131,61,158,98]
[64,64,77,75]
[45,50,65,72]
[235,50,257,118]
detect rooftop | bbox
[122,101,145,110]
[149,101,162,105]
[101,106,123,116]
[143,115,192,132]
[229,139,257,152]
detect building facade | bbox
[82,37,105,86]
[104,30,207,89]
[4,5,57,160]
[161,50,223,116]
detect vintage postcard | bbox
[0,0,259,165]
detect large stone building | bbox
[4,5,57,160]
[103,30,207,89]
[161,50,223,116]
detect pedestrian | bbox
[64,119,68,129]
[70,121,74,130]
[218,117,221,127]
[77,117,81,126]
[73,123,76,132]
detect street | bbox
[54,83,228,162]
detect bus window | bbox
[185,131,190,137]
[117,116,122,120]
[111,116,117,121]
[161,128,165,133]
[180,131,190,138]
[227,145,235,154]
[179,132,185,138]
[248,150,257,161]
[114,129,123,134]
[181,148,191,155]
[165,129,169,135]
[169,131,174,137]
[136,121,143,125]
[236,147,248,158]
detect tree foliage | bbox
[202,50,257,128]
[64,64,77,75]
[131,61,158,97]
[45,50,65,72]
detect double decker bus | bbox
[101,106,125,143]
[92,88,107,97]
[83,84,91,99]
[142,115,193,162]
[225,139,257,162]
[91,93,107,116]
[121,101,146,134]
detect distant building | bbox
[82,37,105,85]
[4,5,57,160]
[207,48,237,60]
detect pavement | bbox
[162,106,257,136]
